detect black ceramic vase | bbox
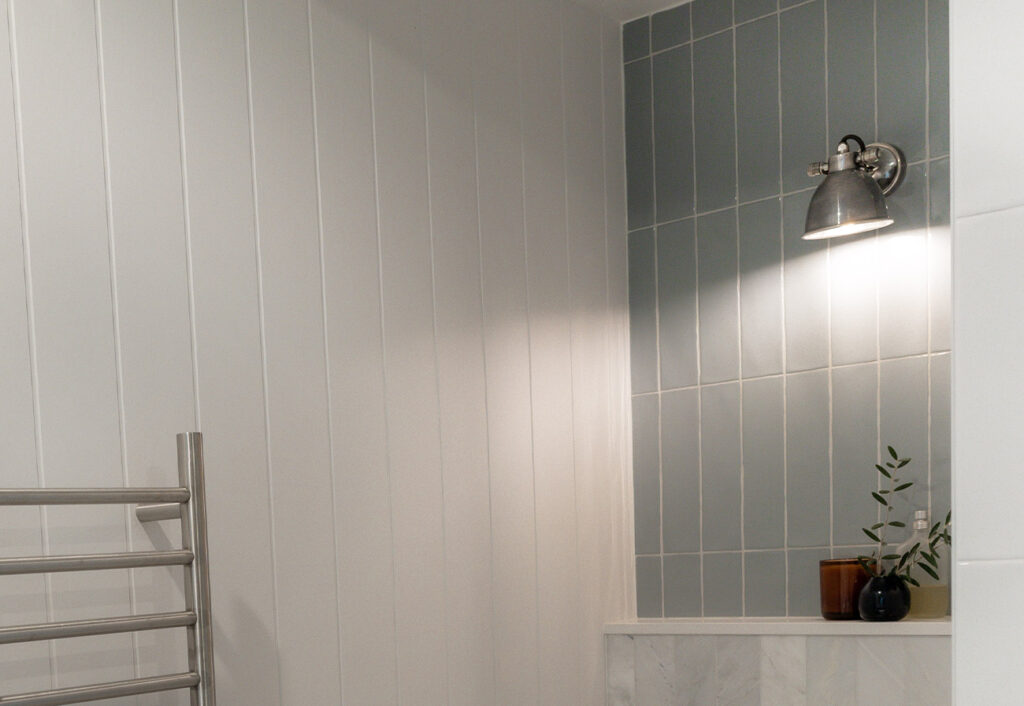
[858,574,911,621]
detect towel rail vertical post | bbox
[177,432,216,706]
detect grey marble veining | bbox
[607,634,951,705]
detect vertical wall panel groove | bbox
[0,0,51,694]
[310,1,399,703]
[368,1,448,703]
[176,1,281,700]
[420,0,495,703]
[473,0,539,701]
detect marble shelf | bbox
[604,617,952,636]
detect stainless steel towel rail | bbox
[0,432,216,705]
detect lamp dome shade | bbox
[802,168,893,240]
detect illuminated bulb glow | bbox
[802,218,894,240]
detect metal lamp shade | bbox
[802,168,893,240]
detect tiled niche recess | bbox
[624,0,950,617]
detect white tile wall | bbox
[952,0,1024,699]
[0,0,632,703]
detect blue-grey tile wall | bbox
[623,0,950,617]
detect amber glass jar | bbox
[819,559,870,620]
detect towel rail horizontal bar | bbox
[0,550,193,575]
[0,672,200,705]
[0,611,197,645]
[0,488,189,505]
[135,502,182,522]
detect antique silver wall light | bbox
[803,134,906,240]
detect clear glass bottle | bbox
[895,510,949,618]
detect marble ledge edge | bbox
[604,617,952,636]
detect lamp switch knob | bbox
[807,161,828,177]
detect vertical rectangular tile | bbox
[786,370,830,547]
[735,0,776,23]
[636,556,664,618]
[955,561,1024,704]
[651,3,691,51]
[97,0,193,679]
[693,31,736,213]
[623,16,650,62]
[663,554,702,617]
[783,190,829,371]
[13,0,131,686]
[929,157,951,351]
[829,232,878,366]
[420,0,494,702]
[787,548,830,616]
[691,0,733,39]
[473,1,538,701]
[674,636,717,702]
[653,45,695,223]
[735,15,780,202]
[877,0,927,162]
[703,553,743,616]
[832,363,879,546]
[0,0,48,692]
[177,1,282,699]
[606,635,636,706]
[761,636,808,705]
[954,205,1024,559]
[930,353,951,521]
[658,219,699,389]
[701,382,742,551]
[635,636,677,703]
[744,551,787,616]
[880,356,930,522]
[309,1,397,702]
[879,163,929,358]
[625,59,654,229]
[633,395,661,555]
[739,198,783,377]
[247,3,343,700]
[743,377,785,549]
[929,0,950,156]
[715,636,761,702]
[629,228,658,393]
[806,637,857,706]
[662,389,700,553]
[780,0,826,192]
[697,209,740,383]
[826,0,876,142]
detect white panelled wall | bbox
[0,1,633,704]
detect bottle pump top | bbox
[912,509,928,530]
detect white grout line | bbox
[687,35,706,620]
[646,19,666,619]
[924,0,934,525]
[6,0,56,685]
[823,0,835,563]
[306,1,346,698]
[731,22,746,617]
[776,7,790,617]
[92,0,140,678]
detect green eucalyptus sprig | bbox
[858,445,912,578]
[857,445,952,583]
[894,510,952,587]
